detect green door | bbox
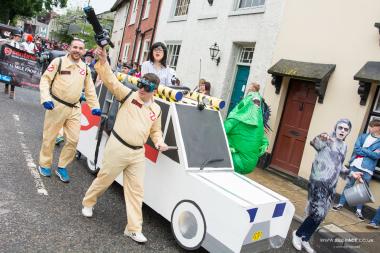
[228,65,250,113]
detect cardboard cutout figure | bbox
[292,119,363,252]
[224,92,269,174]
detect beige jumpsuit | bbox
[82,61,164,233]
[39,55,100,169]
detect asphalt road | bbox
[0,86,345,253]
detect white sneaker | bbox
[332,204,343,211]
[292,230,302,251]
[302,240,316,253]
[124,228,147,243]
[82,206,93,217]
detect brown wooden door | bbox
[271,79,317,175]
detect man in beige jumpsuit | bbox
[38,39,101,182]
[82,47,168,243]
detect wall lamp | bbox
[209,42,221,66]
[207,0,214,6]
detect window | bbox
[122,43,130,63]
[141,40,150,63]
[143,0,152,19]
[238,47,254,64]
[167,43,181,69]
[238,0,265,9]
[176,104,232,168]
[174,0,190,16]
[134,39,141,62]
[129,0,139,25]
[373,90,380,113]
[364,87,380,180]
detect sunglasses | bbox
[137,78,156,92]
[337,126,349,132]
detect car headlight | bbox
[269,235,285,249]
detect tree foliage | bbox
[0,0,67,24]
[50,8,114,49]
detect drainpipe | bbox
[151,0,162,43]
[130,0,146,64]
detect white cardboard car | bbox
[76,83,295,253]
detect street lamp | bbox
[209,42,221,66]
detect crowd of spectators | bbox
[0,29,68,55]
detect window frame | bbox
[140,39,151,64]
[363,86,380,180]
[229,0,265,16]
[238,46,255,65]
[166,42,182,70]
[143,0,152,19]
[134,39,141,63]
[173,0,190,17]
[372,89,380,113]
[122,43,130,63]
[236,0,265,10]
[129,0,139,25]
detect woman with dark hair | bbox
[141,42,176,86]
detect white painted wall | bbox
[154,0,285,115]
[109,1,130,68]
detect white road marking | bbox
[13,114,48,196]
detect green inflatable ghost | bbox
[224,92,269,174]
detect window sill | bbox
[128,21,136,26]
[167,15,188,23]
[228,6,265,17]
[197,13,218,21]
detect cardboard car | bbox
[76,80,295,253]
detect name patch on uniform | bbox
[60,71,71,75]
[132,99,142,108]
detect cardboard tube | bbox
[116,73,183,101]
[185,91,225,110]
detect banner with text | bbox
[0,44,43,88]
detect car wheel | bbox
[86,158,100,175]
[171,200,206,251]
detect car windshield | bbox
[176,104,232,168]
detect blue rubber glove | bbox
[80,92,86,102]
[43,101,54,110]
[91,108,101,116]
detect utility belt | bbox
[111,129,143,150]
[51,92,79,108]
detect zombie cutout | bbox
[224,91,270,174]
[292,119,363,252]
